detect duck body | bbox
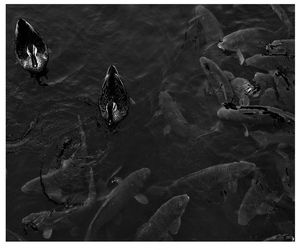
[15,18,49,74]
[98,65,130,128]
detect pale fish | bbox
[135,194,190,240]
[84,168,151,240]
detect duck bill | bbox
[107,65,118,76]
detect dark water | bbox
[6,5,295,241]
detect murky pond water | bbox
[6,4,294,241]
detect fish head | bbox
[171,194,190,213]
[21,177,43,195]
[22,211,51,232]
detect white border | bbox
[1,1,298,250]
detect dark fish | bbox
[193,5,223,44]
[135,194,190,241]
[199,57,234,104]
[84,168,151,240]
[153,90,199,138]
[217,104,294,126]
[21,115,106,205]
[252,72,275,96]
[22,167,96,239]
[273,71,294,113]
[245,54,294,73]
[264,234,294,241]
[15,18,49,74]
[147,161,256,200]
[238,174,278,226]
[259,88,278,107]
[266,39,295,57]
[250,130,294,149]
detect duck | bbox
[98,65,131,128]
[15,18,49,74]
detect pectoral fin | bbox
[130,97,136,105]
[42,228,53,239]
[237,49,245,65]
[242,123,249,137]
[134,193,149,205]
[168,217,181,235]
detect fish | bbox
[217,27,285,65]
[238,173,278,226]
[135,194,190,241]
[217,104,294,126]
[218,5,291,64]
[230,77,255,105]
[264,234,294,241]
[270,5,292,37]
[153,90,198,138]
[84,168,151,240]
[22,167,97,239]
[193,5,223,45]
[199,57,235,104]
[21,115,106,205]
[252,72,275,96]
[274,149,295,201]
[259,88,278,107]
[250,130,294,149]
[147,161,256,201]
[273,71,294,113]
[245,54,294,74]
[266,39,295,57]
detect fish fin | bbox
[134,193,149,205]
[236,49,245,65]
[163,124,171,136]
[168,217,181,235]
[228,179,238,193]
[42,228,53,239]
[160,232,173,241]
[242,123,249,137]
[130,97,136,105]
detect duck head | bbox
[26,44,38,68]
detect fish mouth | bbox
[217,42,225,50]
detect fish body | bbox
[259,88,278,107]
[22,167,97,239]
[85,168,151,240]
[217,104,294,126]
[250,130,294,148]
[157,90,197,138]
[245,54,294,73]
[264,234,294,241]
[218,27,279,55]
[135,194,190,240]
[147,161,256,199]
[252,72,275,96]
[199,57,234,104]
[15,18,49,74]
[238,174,277,226]
[193,5,223,44]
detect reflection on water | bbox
[6,5,294,241]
